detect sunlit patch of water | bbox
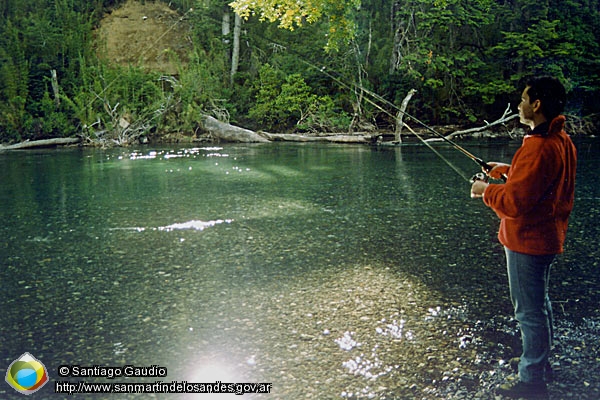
[109,219,234,232]
[158,219,234,232]
[182,356,244,399]
[109,147,229,162]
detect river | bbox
[1,140,599,399]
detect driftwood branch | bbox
[0,137,80,151]
[260,132,369,143]
[441,104,518,140]
[395,89,417,142]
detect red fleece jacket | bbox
[483,115,577,255]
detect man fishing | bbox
[470,76,577,399]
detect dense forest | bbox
[0,0,599,145]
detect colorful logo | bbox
[5,353,49,395]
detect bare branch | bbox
[443,105,519,140]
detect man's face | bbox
[518,86,537,128]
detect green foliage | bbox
[247,64,287,130]
[0,20,30,139]
[382,0,498,121]
[0,0,97,140]
[296,95,352,133]
[1,0,599,143]
[34,92,74,137]
[171,48,232,132]
[248,64,350,132]
[229,0,360,51]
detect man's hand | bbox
[485,162,510,180]
[471,180,489,199]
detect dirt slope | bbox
[95,0,193,74]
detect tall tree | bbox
[230,12,242,84]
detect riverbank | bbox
[0,113,596,150]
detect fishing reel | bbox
[469,172,489,184]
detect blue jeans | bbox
[505,247,555,383]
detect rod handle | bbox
[475,158,507,182]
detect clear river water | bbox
[1,140,599,399]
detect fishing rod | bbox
[299,60,507,182]
[194,22,506,182]
[407,119,508,183]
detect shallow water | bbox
[1,141,599,399]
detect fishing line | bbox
[183,11,507,183]
[298,59,496,181]
[401,123,471,182]
[85,8,502,181]
[150,12,501,182]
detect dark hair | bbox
[525,76,566,121]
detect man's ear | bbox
[532,99,542,113]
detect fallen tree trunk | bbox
[202,115,371,143]
[260,132,370,143]
[0,137,80,151]
[203,116,270,143]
